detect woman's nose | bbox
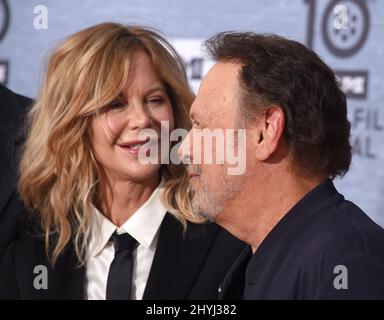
[126,103,152,131]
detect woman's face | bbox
[91,50,175,183]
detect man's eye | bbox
[192,120,200,127]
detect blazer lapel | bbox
[143,213,219,299]
[0,167,15,215]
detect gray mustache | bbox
[187,165,202,176]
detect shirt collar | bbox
[246,178,343,266]
[119,185,167,250]
[89,184,167,257]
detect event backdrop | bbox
[1,0,383,226]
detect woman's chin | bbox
[118,163,161,182]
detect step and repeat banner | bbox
[0,0,383,226]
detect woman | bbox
[0,23,244,299]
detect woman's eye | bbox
[147,96,164,106]
[107,101,125,110]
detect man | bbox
[178,32,384,299]
[0,84,32,261]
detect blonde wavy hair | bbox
[19,22,204,266]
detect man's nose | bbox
[178,130,192,164]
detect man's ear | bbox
[253,106,285,161]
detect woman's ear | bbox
[253,106,285,161]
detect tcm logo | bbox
[335,70,368,99]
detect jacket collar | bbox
[143,213,219,299]
[40,212,219,300]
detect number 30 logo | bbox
[323,0,370,57]
[306,0,370,58]
[0,0,9,43]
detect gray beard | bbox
[190,171,243,222]
[191,190,220,222]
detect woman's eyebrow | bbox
[145,85,166,96]
[119,85,166,101]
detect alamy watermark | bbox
[333,264,348,290]
[33,5,48,30]
[129,121,247,175]
[33,265,48,290]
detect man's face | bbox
[178,61,246,221]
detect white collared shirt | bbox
[85,186,167,300]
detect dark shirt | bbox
[221,179,384,299]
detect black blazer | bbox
[0,84,32,261]
[0,85,245,300]
[0,204,245,300]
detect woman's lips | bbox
[117,139,159,156]
[119,144,143,155]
